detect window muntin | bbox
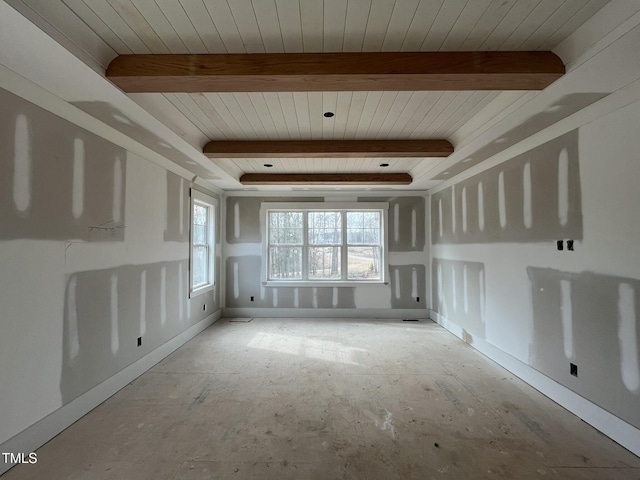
[190,190,217,297]
[265,205,386,283]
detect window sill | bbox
[189,283,215,298]
[262,281,388,288]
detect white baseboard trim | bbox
[0,310,221,475]
[429,309,640,457]
[223,307,429,319]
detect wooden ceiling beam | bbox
[239,173,412,185]
[204,139,453,158]
[106,52,564,93]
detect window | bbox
[190,189,217,297]
[263,203,387,284]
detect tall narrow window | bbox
[346,211,381,280]
[269,211,303,279]
[309,211,341,280]
[190,189,217,297]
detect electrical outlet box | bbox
[570,363,578,377]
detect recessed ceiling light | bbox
[380,163,389,167]
[323,112,334,118]
[264,163,273,167]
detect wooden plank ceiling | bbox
[12,0,611,189]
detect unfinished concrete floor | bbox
[4,318,640,479]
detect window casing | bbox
[190,189,217,297]
[262,202,388,285]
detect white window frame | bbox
[189,189,217,298]
[260,202,389,286]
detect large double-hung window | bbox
[263,203,387,284]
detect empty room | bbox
[1,1,639,478]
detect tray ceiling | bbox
[6,0,611,190]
